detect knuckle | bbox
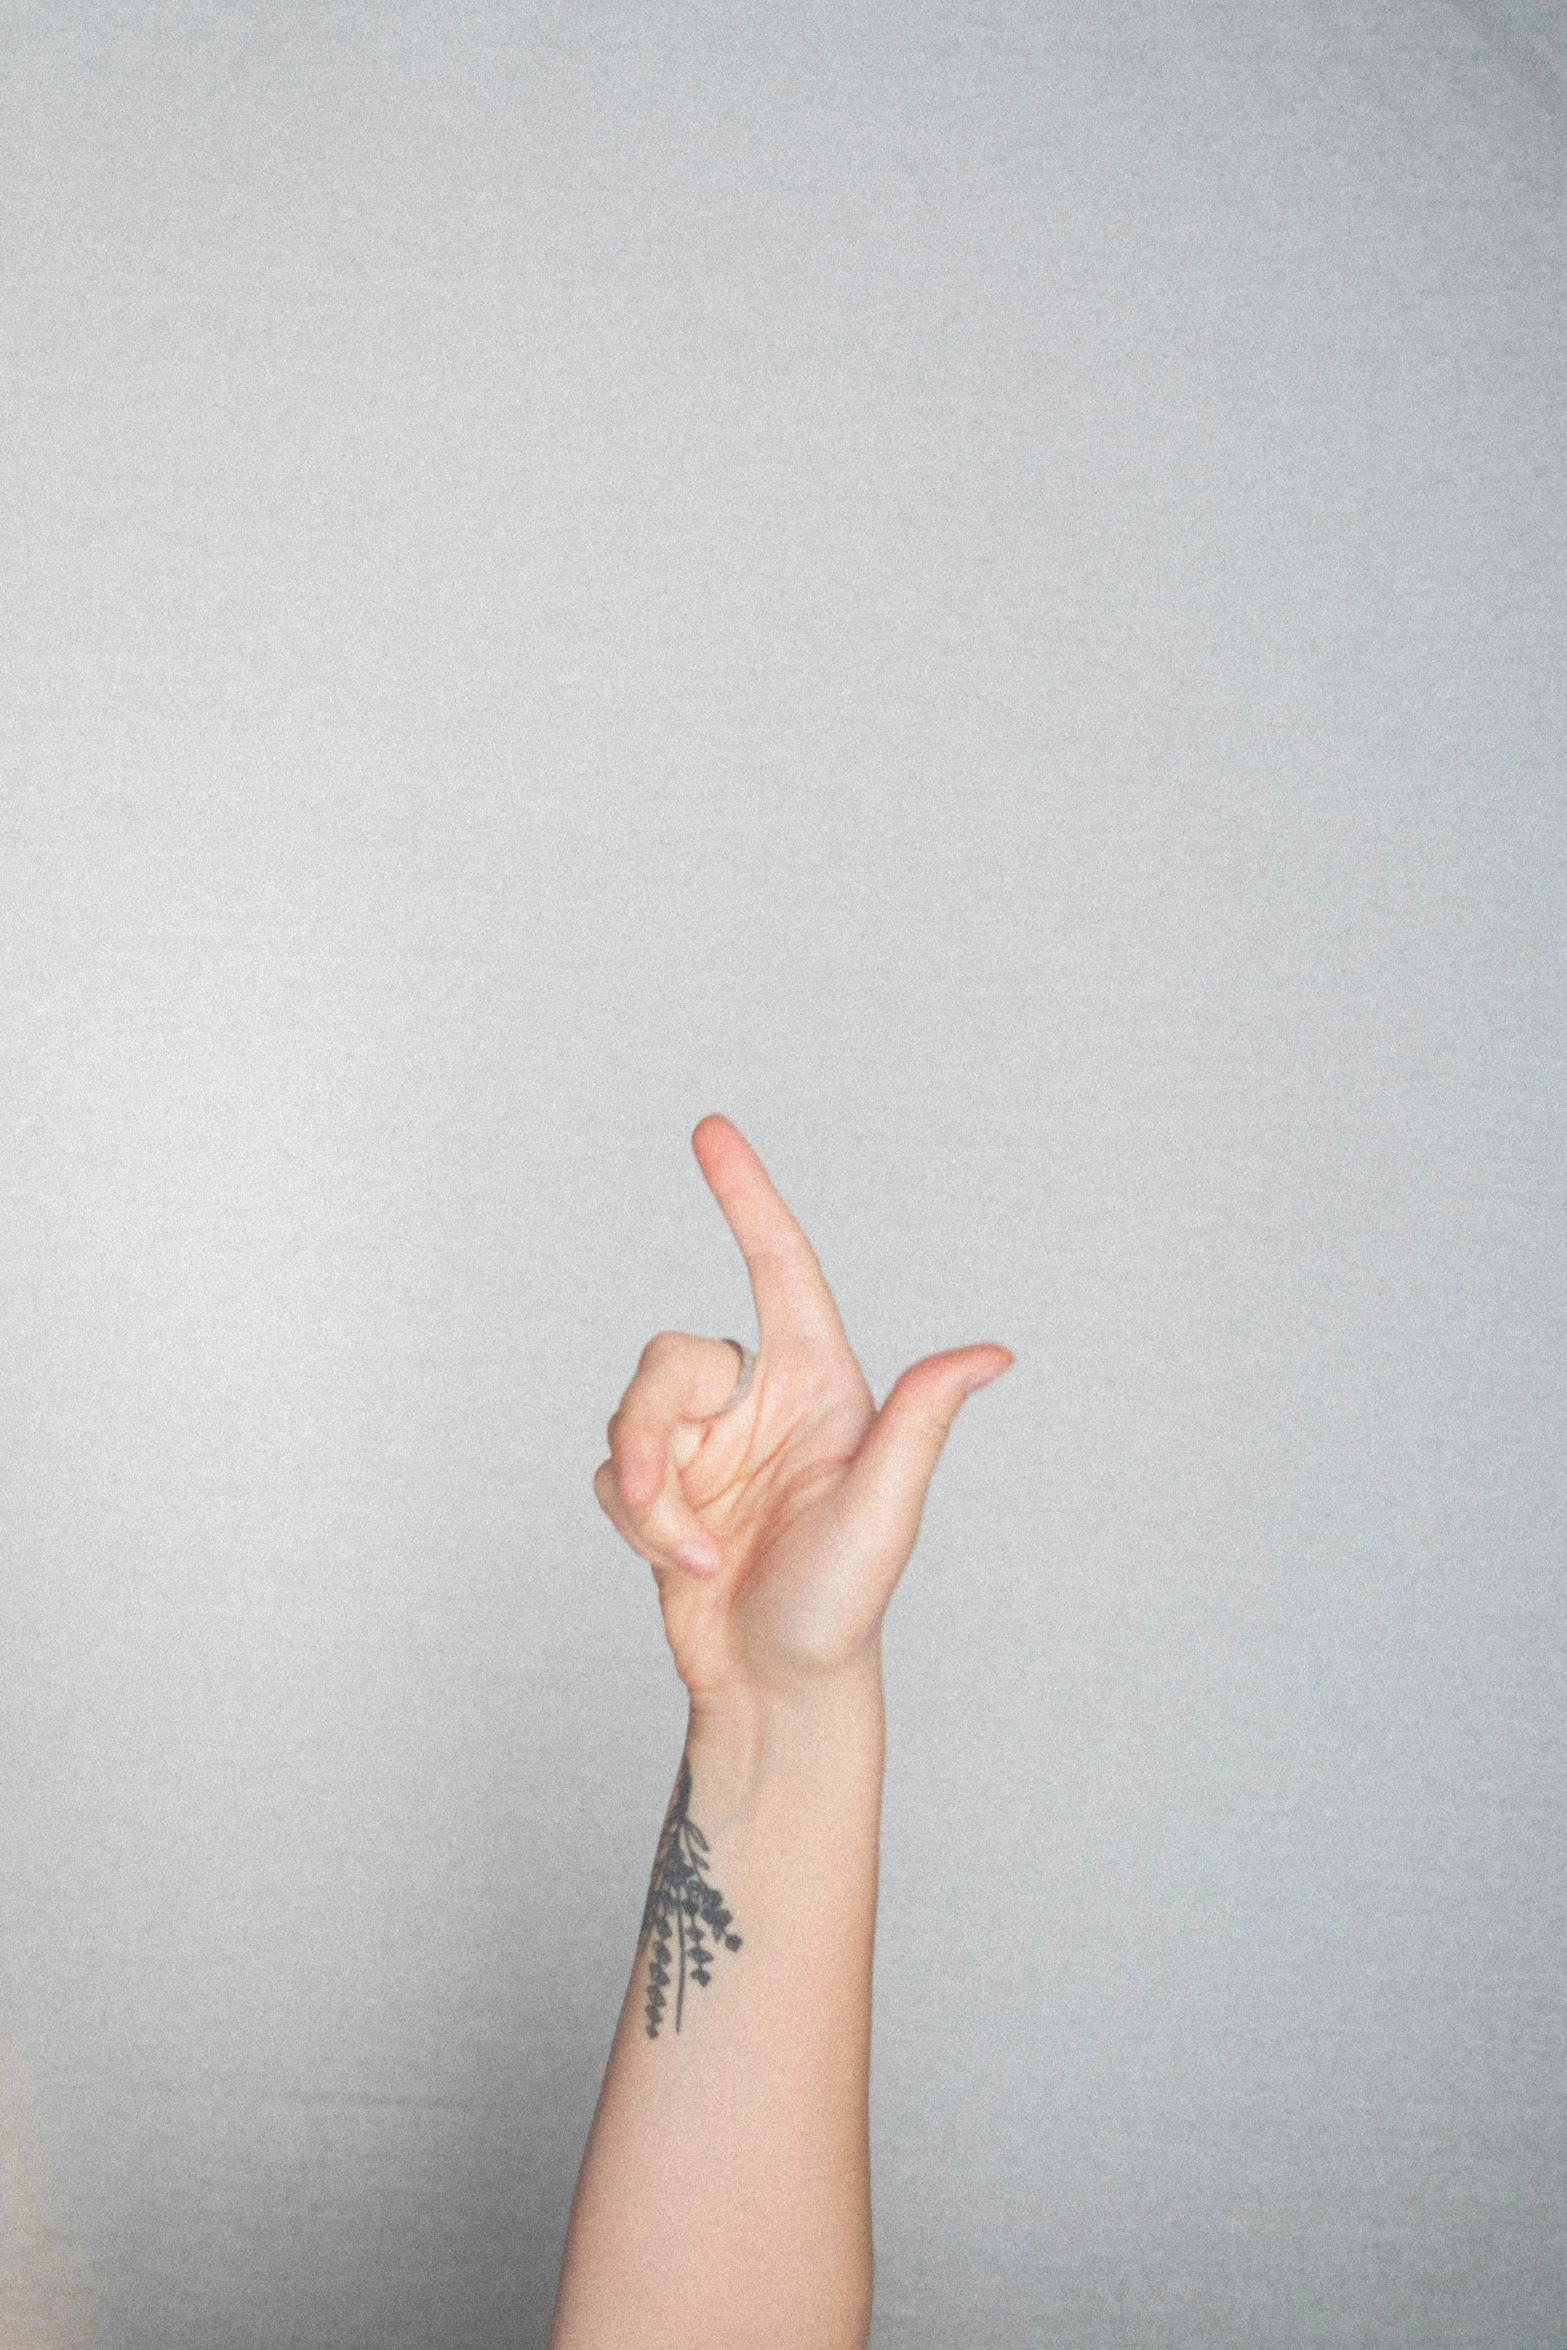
[640,1330,682,1369]
[617,1446,665,1512]
[612,1419,652,1471]
[591,1461,667,1569]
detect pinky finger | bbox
[591,1459,724,1578]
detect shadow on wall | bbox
[0,2024,102,2350]
[0,2032,579,2350]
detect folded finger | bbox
[592,1455,723,1578]
[608,1330,751,1511]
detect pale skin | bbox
[547,1114,1013,2350]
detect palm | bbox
[594,1116,1012,1706]
[663,1348,879,1696]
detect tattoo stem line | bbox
[637,1754,742,2038]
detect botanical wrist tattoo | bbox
[638,1754,742,2037]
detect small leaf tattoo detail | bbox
[637,1754,742,2037]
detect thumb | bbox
[827,1345,1014,1615]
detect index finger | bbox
[691,1114,854,1356]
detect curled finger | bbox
[592,1454,723,1578]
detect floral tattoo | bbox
[638,1755,742,2037]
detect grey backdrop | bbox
[2,3,1564,2345]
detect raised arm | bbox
[547,1116,1012,2350]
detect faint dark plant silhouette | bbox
[637,1756,742,2037]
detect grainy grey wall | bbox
[2,5,1564,2345]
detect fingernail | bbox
[676,1539,722,1574]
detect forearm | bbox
[549,1650,886,2350]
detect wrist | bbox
[684,1647,886,1816]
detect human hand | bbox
[592,1115,1013,1712]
